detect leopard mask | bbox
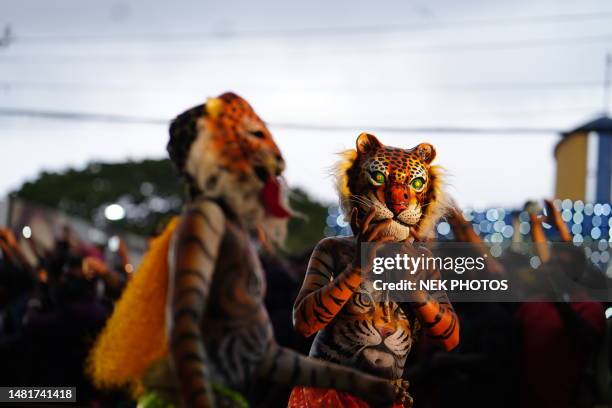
[336,132,448,241]
[167,92,290,241]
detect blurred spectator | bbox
[407,205,519,408]
[515,200,605,408]
[0,223,131,404]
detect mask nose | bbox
[264,152,285,176]
[275,154,285,175]
[385,183,409,215]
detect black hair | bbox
[167,103,207,199]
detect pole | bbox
[604,52,611,116]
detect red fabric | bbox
[288,386,407,408]
[515,301,605,408]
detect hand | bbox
[350,208,394,273]
[543,199,571,242]
[0,228,18,248]
[529,211,551,263]
[82,256,109,280]
[364,378,413,408]
[396,232,435,281]
[117,237,132,267]
[391,379,413,407]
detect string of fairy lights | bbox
[325,199,612,275]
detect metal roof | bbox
[562,115,612,136]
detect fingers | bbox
[529,212,543,227]
[543,199,555,214]
[391,379,413,407]
[541,201,555,225]
[352,207,391,241]
[372,235,395,250]
[409,228,423,242]
[365,219,392,242]
[542,198,571,242]
[530,212,550,262]
[401,236,418,255]
[350,208,359,234]
[448,206,462,221]
[370,235,396,260]
[361,207,377,234]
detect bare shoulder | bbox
[313,235,355,257]
[180,199,226,236]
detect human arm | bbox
[293,208,393,337]
[400,242,460,351]
[169,201,225,408]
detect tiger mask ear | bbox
[415,142,436,164]
[205,97,224,119]
[356,132,383,155]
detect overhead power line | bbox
[0,107,166,125]
[0,80,605,93]
[10,11,612,43]
[0,107,562,134]
[2,33,612,64]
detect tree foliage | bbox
[15,159,329,255]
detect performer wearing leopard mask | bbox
[289,133,460,408]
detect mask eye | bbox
[410,177,425,191]
[368,171,386,186]
[250,130,266,139]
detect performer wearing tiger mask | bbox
[288,133,460,408]
[88,93,410,408]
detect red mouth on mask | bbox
[260,175,291,218]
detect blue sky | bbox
[1,0,611,208]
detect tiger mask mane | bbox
[335,132,449,240]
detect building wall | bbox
[554,131,588,200]
[596,132,611,202]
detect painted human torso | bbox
[308,236,418,380]
[170,215,275,393]
[203,219,274,389]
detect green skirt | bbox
[137,383,249,408]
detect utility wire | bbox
[0,107,166,125]
[0,80,605,93]
[0,107,563,134]
[11,11,612,43]
[2,33,612,64]
[0,104,599,118]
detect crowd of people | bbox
[406,202,610,408]
[0,225,131,405]
[0,199,610,408]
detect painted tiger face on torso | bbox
[340,132,445,241]
[309,236,418,379]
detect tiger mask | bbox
[168,92,290,235]
[337,132,448,241]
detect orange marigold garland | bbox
[87,217,179,396]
